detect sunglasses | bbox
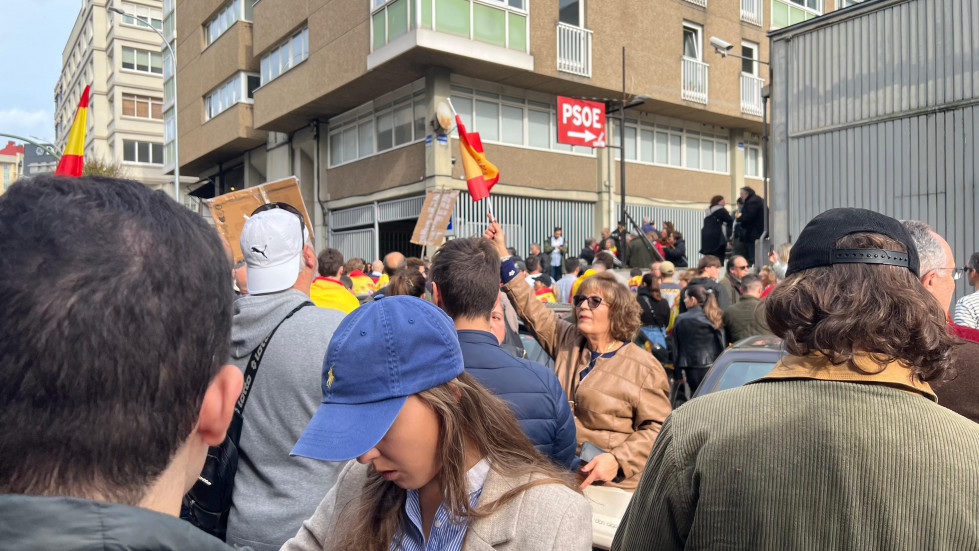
[251,202,306,242]
[573,295,607,309]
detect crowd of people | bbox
[4,174,979,551]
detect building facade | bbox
[0,142,24,193]
[175,0,854,261]
[55,0,192,195]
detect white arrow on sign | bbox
[567,129,597,142]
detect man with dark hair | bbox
[679,255,730,313]
[580,237,596,265]
[614,208,979,550]
[529,242,550,277]
[524,253,542,287]
[738,186,765,266]
[555,257,580,304]
[720,255,749,305]
[311,248,359,314]
[430,237,577,470]
[722,273,770,344]
[0,176,241,549]
[545,227,565,281]
[228,209,346,550]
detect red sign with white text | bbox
[557,96,606,148]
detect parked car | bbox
[692,335,785,398]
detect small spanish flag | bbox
[456,115,499,201]
[55,85,90,177]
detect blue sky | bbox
[0,1,82,145]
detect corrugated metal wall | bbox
[771,0,979,301]
[453,191,595,262]
[617,202,707,266]
[330,228,375,261]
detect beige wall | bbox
[326,143,425,201]
[450,140,598,195]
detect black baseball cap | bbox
[786,208,919,277]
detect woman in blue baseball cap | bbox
[284,296,592,551]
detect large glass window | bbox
[121,47,163,75]
[205,0,252,46]
[122,94,163,120]
[260,27,309,85]
[122,140,164,164]
[327,85,426,167]
[120,2,163,30]
[204,72,259,121]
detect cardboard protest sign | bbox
[411,189,459,247]
[206,176,312,263]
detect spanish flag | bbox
[456,115,498,201]
[55,85,89,177]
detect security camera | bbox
[710,37,734,56]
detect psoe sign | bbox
[557,96,606,148]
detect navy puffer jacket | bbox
[458,330,579,470]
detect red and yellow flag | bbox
[456,114,499,201]
[55,85,90,177]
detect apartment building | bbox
[176,0,855,260]
[55,0,193,195]
[0,142,24,193]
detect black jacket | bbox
[700,206,733,258]
[579,246,595,265]
[0,494,238,550]
[679,276,731,313]
[739,192,765,241]
[663,239,687,267]
[672,306,726,370]
[637,287,671,328]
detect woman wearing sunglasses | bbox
[484,217,671,490]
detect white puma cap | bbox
[240,208,307,295]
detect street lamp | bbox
[108,5,180,203]
[710,36,771,265]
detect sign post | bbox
[557,96,606,148]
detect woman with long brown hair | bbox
[671,284,725,406]
[284,296,591,551]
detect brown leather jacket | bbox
[503,277,672,490]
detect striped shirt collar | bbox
[753,353,937,401]
[396,458,491,551]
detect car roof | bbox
[729,335,783,350]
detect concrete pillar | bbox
[729,129,745,203]
[595,146,613,241]
[425,66,455,193]
[265,132,292,181]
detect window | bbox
[745,144,761,178]
[120,2,163,30]
[788,0,820,9]
[205,72,259,120]
[839,0,865,6]
[260,27,309,85]
[327,83,426,167]
[772,0,821,29]
[122,140,164,164]
[741,41,758,76]
[205,0,251,46]
[122,94,163,120]
[559,0,583,26]
[121,47,163,74]
[682,22,702,60]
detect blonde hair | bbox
[332,373,578,551]
[686,284,723,329]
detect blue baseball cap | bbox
[292,295,464,461]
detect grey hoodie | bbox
[226,289,347,551]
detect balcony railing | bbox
[681,57,709,104]
[741,73,764,116]
[556,23,592,77]
[684,0,707,6]
[741,0,763,26]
